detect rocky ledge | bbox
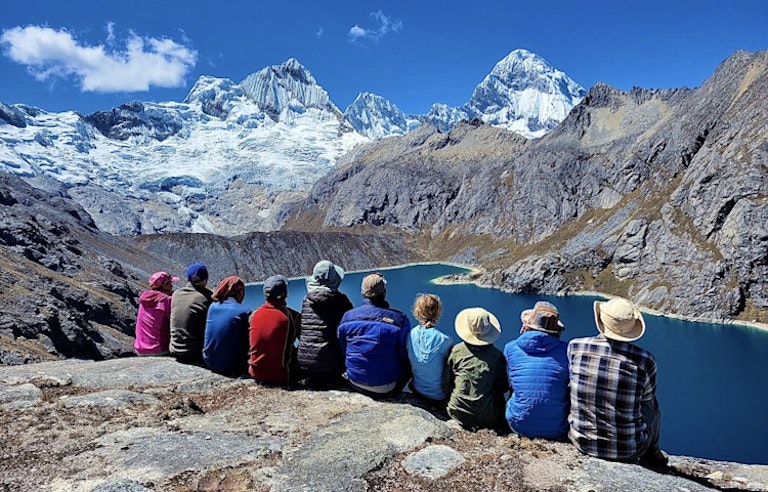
[0,357,765,492]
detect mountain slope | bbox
[285,50,768,323]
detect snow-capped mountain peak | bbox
[462,49,586,138]
[183,75,242,104]
[0,59,368,236]
[239,58,340,120]
[181,75,251,119]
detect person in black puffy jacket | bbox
[297,260,353,388]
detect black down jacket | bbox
[297,289,354,374]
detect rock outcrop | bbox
[1,357,766,491]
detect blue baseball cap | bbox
[186,263,209,283]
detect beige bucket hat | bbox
[455,307,501,346]
[594,298,646,342]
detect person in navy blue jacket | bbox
[337,272,412,398]
[504,301,570,440]
[203,276,251,377]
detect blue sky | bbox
[2,0,766,115]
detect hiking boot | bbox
[639,446,669,471]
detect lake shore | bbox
[248,261,768,333]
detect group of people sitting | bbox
[134,260,668,469]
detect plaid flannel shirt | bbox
[567,335,657,460]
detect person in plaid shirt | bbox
[567,297,667,468]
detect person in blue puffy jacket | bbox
[504,301,570,440]
[337,272,411,398]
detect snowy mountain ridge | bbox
[345,49,585,139]
[0,50,584,235]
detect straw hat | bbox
[594,298,645,342]
[455,307,501,346]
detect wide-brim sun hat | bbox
[594,298,646,342]
[455,307,501,346]
[520,300,564,335]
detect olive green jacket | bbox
[442,342,509,430]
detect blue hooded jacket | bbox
[407,324,453,400]
[504,330,570,439]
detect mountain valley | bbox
[0,48,766,363]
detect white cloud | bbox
[347,11,403,44]
[371,11,403,35]
[105,22,115,45]
[316,26,324,39]
[348,25,368,42]
[0,25,197,93]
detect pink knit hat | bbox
[149,271,180,289]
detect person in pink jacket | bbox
[134,271,179,356]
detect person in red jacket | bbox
[248,275,301,386]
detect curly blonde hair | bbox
[413,293,442,328]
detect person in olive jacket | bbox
[169,263,214,365]
[442,307,509,431]
[297,260,353,388]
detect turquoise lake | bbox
[244,263,768,465]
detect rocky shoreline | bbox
[1,357,766,492]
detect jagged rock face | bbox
[82,101,184,141]
[182,75,246,119]
[133,230,420,285]
[0,102,26,128]
[290,120,528,235]
[287,50,768,323]
[0,174,142,364]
